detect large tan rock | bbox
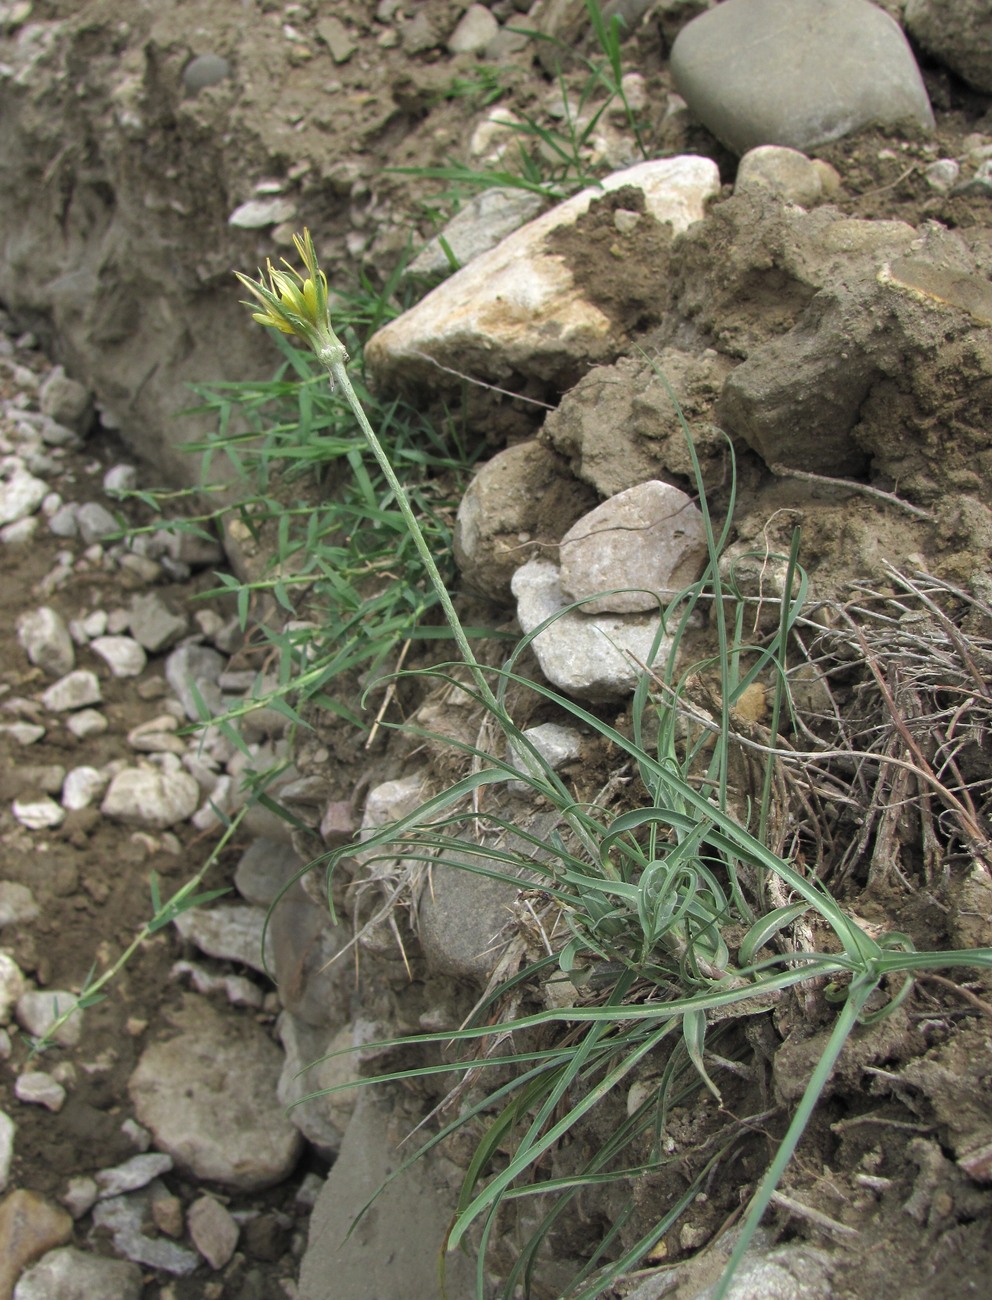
[365,157,720,393]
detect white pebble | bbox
[12,796,65,830]
[15,1070,67,1112]
[65,708,108,739]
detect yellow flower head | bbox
[236,228,347,370]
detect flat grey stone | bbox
[182,53,231,94]
[91,1189,199,1275]
[173,903,274,975]
[188,1195,239,1270]
[512,558,671,701]
[13,1245,142,1300]
[89,635,146,678]
[13,1071,65,1112]
[228,196,297,229]
[164,643,226,720]
[558,480,708,614]
[406,187,545,282]
[0,882,39,927]
[94,1152,174,1199]
[671,0,934,154]
[127,591,189,652]
[75,501,119,545]
[234,837,304,907]
[905,0,992,94]
[12,797,65,830]
[508,723,583,788]
[15,989,83,1047]
[128,994,302,1191]
[40,669,101,712]
[38,365,92,433]
[16,606,74,677]
[101,766,200,829]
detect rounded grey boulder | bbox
[671,0,935,155]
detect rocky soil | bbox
[0,1,991,1298]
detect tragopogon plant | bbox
[237,230,498,713]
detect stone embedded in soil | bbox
[0,1189,73,1300]
[88,635,147,678]
[64,708,107,739]
[90,1189,199,1276]
[447,3,498,55]
[0,954,27,1023]
[100,766,200,830]
[75,501,119,545]
[558,480,708,614]
[453,439,598,602]
[11,1244,142,1300]
[60,1177,98,1220]
[93,1152,174,1201]
[511,558,672,701]
[187,1195,239,1270]
[365,157,720,394]
[904,0,992,94]
[405,187,545,283]
[15,607,74,677]
[508,722,583,788]
[127,592,189,652]
[670,0,935,155]
[234,837,304,908]
[38,364,91,433]
[0,465,48,527]
[0,1112,13,1193]
[40,669,101,713]
[14,1071,66,1113]
[11,797,64,831]
[173,903,274,975]
[61,766,107,812]
[182,52,230,93]
[228,196,297,229]
[15,990,83,1047]
[127,994,302,1191]
[734,145,827,206]
[0,883,39,928]
[276,1013,365,1155]
[171,959,264,1010]
[164,643,226,721]
[0,723,45,746]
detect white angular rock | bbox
[366,157,720,391]
[171,960,265,1009]
[128,994,302,1190]
[228,196,297,228]
[14,1071,66,1112]
[64,708,107,738]
[0,464,47,525]
[406,188,545,282]
[95,1152,174,1199]
[1,516,39,544]
[91,1190,200,1275]
[61,765,107,811]
[15,989,83,1047]
[12,1244,142,1300]
[508,722,583,787]
[0,722,45,745]
[40,669,101,712]
[0,1110,13,1193]
[103,463,138,495]
[558,480,708,614]
[16,607,75,677]
[0,953,27,1023]
[128,592,189,652]
[60,1176,99,1219]
[89,635,147,678]
[164,643,226,720]
[188,1195,239,1270]
[447,3,498,54]
[101,766,200,830]
[512,558,672,701]
[12,797,65,830]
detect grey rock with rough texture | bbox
[16,607,74,677]
[173,903,274,975]
[13,1245,142,1300]
[735,145,826,206]
[0,882,39,928]
[164,642,226,720]
[187,1195,239,1270]
[94,1152,174,1199]
[0,465,47,526]
[75,501,119,545]
[406,188,545,283]
[509,722,583,786]
[228,196,296,229]
[671,0,934,155]
[89,635,147,678]
[128,994,302,1190]
[0,1192,73,1298]
[447,3,498,54]
[101,766,200,829]
[234,837,304,907]
[91,1188,199,1275]
[454,440,597,602]
[276,1013,355,1154]
[905,0,992,94]
[559,481,708,614]
[418,853,521,982]
[14,1071,66,1112]
[182,53,230,93]
[0,1110,13,1192]
[61,765,108,811]
[15,989,82,1046]
[0,953,27,1024]
[38,365,92,433]
[40,669,101,712]
[512,558,671,701]
[300,1093,474,1300]
[65,708,107,738]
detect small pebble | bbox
[15,1070,67,1112]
